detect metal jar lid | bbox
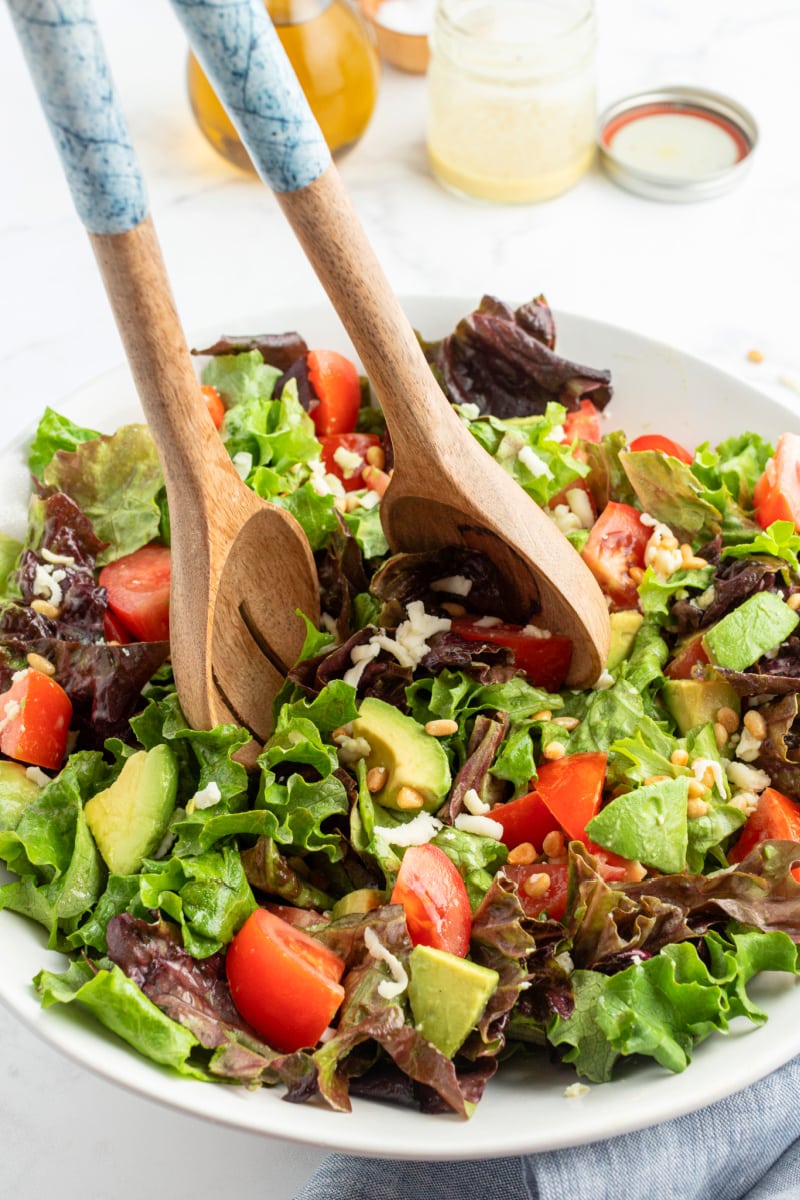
[598,86,758,202]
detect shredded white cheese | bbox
[463,787,491,816]
[473,615,502,628]
[344,602,451,687]
[517,445,553,479]
[453,813,504,840]
[564,1082,590,1099]
[550,504,582,534]
[735,727,763,763]
[691,757,726,796]
[363,925,408,1000]
[332,445,363,477]
[593,669,615,691]
[31,563,63,607]
[41,547,75,568]
[190,781,222,811]
[25,766,50,788]
[357,489,381,510]
[373,811,443,847]
[431,575,473,597]
[565,487,594,529]
[522,624,551,639]
[726,761,771,793]
[231,451,253,480]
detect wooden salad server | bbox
[168,0,610,686]
[9,0,320,759]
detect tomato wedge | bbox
[581,501,649,609]
[201,384,225,430]
[535,751,608,842]
[307,349,362,436]
[99,543,171,643]
[390,842,471,957]
[664,631,710,681]
[0,668,72,770]
[491,788,560,851]
[753,433,800,529]
[728,788,800,881]
[319,432,381,492]
[450,618,572,691]
[628,434,694,464]
[562,399,602,443]
[226,908,346,1052]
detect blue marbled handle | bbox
[169,0,331,192]
[8,0,147,236]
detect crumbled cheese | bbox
[521,624,551,639]
[358,488,381,510]
[643,518,683,579]
[550,503,582,534]
[431,575,473,597]
[191,781,222,810]
[343,640,382,689]
[474,615,502,628]
[564,1082,590,1099]
[691,757,726,796]
[593,669,614,691]
[32,562,63,607]
[497,430,527,460]
[343,602,451,687]
[363,925,408,1000]
[457,402,481,421]
[463,787,491,816]
[0,697,21,734]
[231,451,253,480]
[453,813,504,839]
[25,766,50,788]
[565,487,594,529]
[308,458,346,498]
[735,727,763,763]
[639,513,658,528]
[40,547,76,568]
[51,569,66,584]
[333,445,363,477]
[373,811,443,847]
[517,445,553,479]
[726,761,771,793]
[335,734,372,765]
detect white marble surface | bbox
[0,0,798,1196]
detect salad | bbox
[2,293,800,1120]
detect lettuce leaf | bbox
[28,407,101,480]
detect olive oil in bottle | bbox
[187,0,380,172]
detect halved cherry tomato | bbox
[307,349,362,436]
[450,618,572,691]
[0,669,72,770]
[535,752,608,842]
[226,908,346,1052]
[491,789,560,851]
[664,631,710,680]
[628,434,694,464]
[581,501,649,610]
[728,787,800,882]
[102,609,133,646]
[753,433,800,530]
[562,399,602,443]
[201,384,225,430]
[362,464,391,497]
[98,543,171,643]
[319,432,381,492]
[390,842,471,957]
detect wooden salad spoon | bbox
[9,1,320,760]
[168,0,610,686]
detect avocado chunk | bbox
[662,678,740,735]
[703,592,799,672]
[0,760,43,831]
[84,745,178,876]
[350,697,451,812]
[606,610,644,670]
[407,944,499,1058]
[330,888,385,920]
[585,776,690,874]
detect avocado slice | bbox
[84,745,178,876]
[350,697,451,811]
[662,678,740,735]
[330,888,385,920]
[585,775,690,874]
[0,760,43,831]
[703,591,799,672]
[606,610,644,670]
[407,944,499,1058]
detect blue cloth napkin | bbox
[293,1056,800,1200]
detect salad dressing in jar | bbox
[426,0,597,203]
[187,0,380,172]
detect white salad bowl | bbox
[1,296,799,1160]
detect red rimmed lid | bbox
[598,87,758,202]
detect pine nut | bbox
[644,774,671,786]
[26,652,55,676]
[787,592,800,612]
[542,741,566,761]
[679,543,695,564]
[440,602,467,617]
[747,348,764,363]
[713,722,729,749]
[687,797,710,819]
[396,786,425,811]
[743,710,767,740]
[670,748,690,767]
[623,860,647,883]
[522,872,551,899]
[532,710,552,722]
[716,706,740,733]
[687,779,707,799]
[507,842,536,865]
[552,716,580,731]
[702,765,717,790]
[629,566,645,585]
[542,830,565,858]
[366,766,388,793]
[652,549,678,578]
[660,534,679,552]
[365,445,385,470]
[31,599,60,620]
[425,719,459,737]
[684,555,709,570]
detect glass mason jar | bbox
[187,0,381,173]
[426,0,597,203]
